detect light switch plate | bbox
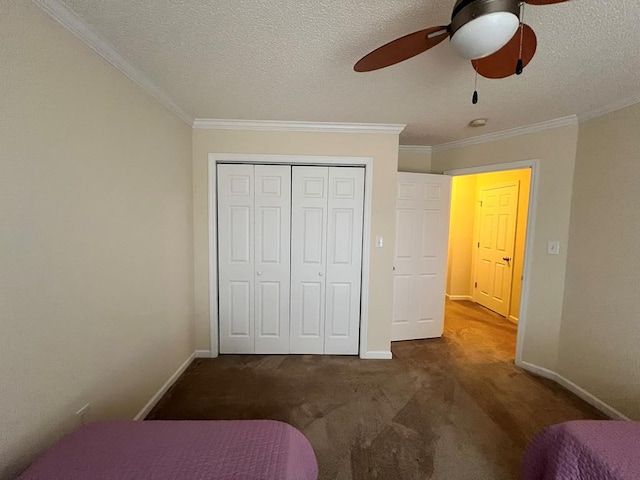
[375,236,384,248]
[547,241,560,255]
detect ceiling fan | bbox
[354,0,568,83]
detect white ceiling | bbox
[53,0,640,145]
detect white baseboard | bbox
[518,361,630,421]
[195,350,212,358]
[360,351,393,360]
[133,352,195,420]
[446,294,473,301]
[508,315,519,325]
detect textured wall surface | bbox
[398,148,431,173]
[447,175,477,298]
[0,3,194,478]
[558,104,640,419]
[432,125,578,370]
[192,129,399,355]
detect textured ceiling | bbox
[56,0,640,145]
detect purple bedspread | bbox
[522,421,640,480]
[17,420,318,480]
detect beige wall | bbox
[432,125,579,370]
[193,130,399,354]
[558,104,640,419]
[0,3,194,478]
[447,175,477,298]
[398,148,431,173]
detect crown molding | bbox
[577,92,640,124]
[432,115,578,153]
[399,145,433,154]
[193,118,406,135]
[33,0,194,126]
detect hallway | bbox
[443,298,518,363]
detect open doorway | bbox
[445,167,532,359]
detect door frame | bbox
[208,153,374,358]
[444,159,539,365]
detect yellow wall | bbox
[192,129,400,354]
[558,103,640,419]
[432,125,579,370]
[398,148,431,173]
[1,3,194,478]
[447,175,477,298]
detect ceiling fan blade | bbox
[354,26,449,72]
[471,24,537,79]
[524,0,569,5]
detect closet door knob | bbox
[257,271,263,276]
[318,272,324,277]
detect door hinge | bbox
[477,242,480,248]
[474,282,478,288]
[479,200,483,207]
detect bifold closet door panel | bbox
[254,165,291,354]
[324,167,365,355]
[219,163,364,356]
[217,164,255,354]
[290,167,329,354]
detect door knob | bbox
[319,272,324,276]
[502,257,511,262]
[257,271,263,276]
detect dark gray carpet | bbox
[148,300,605,479]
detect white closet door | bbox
[218,164,255,354]
[324,167,364,355]
[290,167,329,354]
[254,165,291,354]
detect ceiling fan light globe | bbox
[450,11,520,60]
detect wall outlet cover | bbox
[547,241,560,255]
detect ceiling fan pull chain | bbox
[516,3,526,75]
[472,68,479,104]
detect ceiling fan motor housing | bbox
[450,0,521,59]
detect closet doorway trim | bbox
[208,153,374,358]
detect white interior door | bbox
[219,163,365,356]
[392,173,451,342]
[473,182,519,317]
[254,165,291,354]
[324,167,364,355]
[218,164,255,353]
[290,167,328,354]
